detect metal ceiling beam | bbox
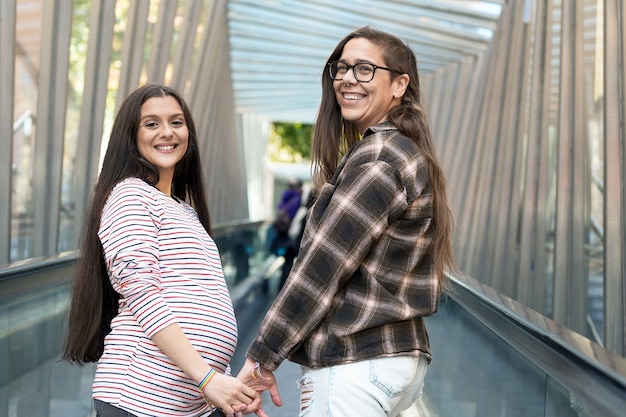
[226,0,501,122]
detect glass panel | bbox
[183,0,212,95]
[100,0,131,159]
[544,0,562,317]
[545,377,587,417]
[59,0,92,253]
[545,375,613,417]
[582,0,605,344]
[424,299,548,416]
[163,0,189,85]
[11,0,45,262]
[423,298,604,417]
[214,224,272,288]
[0,284,95,417]
[140,0,160,85]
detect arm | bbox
[152,324,258,414]
[248,159,407,369]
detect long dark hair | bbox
[63,83,212,363]
[312,26,456,293]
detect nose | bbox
[343,67,358,84]
[160,123,173,138]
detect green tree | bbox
[268,122,313,162]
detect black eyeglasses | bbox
[327,60,401,83]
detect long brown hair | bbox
[312,26,456,293]
[63,83,212,363]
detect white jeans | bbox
[297,355,428,417]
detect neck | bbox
[156,172,173,197]
[156,183,171,197]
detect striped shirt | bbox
[248,122,441,369]
[93,178,236,417]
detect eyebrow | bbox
[338,58,376,64]
[140,112,185,121]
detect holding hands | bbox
[199,370,261,416]
[235,358,283,417]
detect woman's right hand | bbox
[202,372,260,415]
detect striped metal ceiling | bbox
[227,0,503,123]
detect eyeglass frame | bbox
[327,60,402,83]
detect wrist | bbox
[251,361,269,380]
[198,368,216,390]
[198,368,218,409]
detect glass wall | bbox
[429,0,625,357]
[1,0,250,268]
[12,0,44,261]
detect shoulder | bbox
[99,179,164,233]
[109,178,156,200]
[349,123,423,170]
[364,123,420,154]
[104,178,162,215]
[359,124,429,197]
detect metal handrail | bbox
[0,220,271,301]
[449,273,626,416]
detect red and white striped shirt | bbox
[93,178,236,416]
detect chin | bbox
[340,111,360,123]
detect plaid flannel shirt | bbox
[248,122,441,369]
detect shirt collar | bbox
[362,121,397,138]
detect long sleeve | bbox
[98,182,177,337]
[248,123,440,369]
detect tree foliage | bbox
[268,122,313,162]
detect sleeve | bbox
[98,183,177,338]
[247,157,409,369]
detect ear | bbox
[392,74,410,98]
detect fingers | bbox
[251,366,282,407]
[224,395,261,416]
[232,403,249,412]
[255,406,270,417]
[237,397,261,415]
[220,400,252,415]
[202,372,260,415]
[241,382,258,399]
[268,383,283,407]
[234,358,283,413]
[221,387,258,414]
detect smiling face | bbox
[333,37,409,134]
[137,95,189,195]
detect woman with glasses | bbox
[239,26,456,417]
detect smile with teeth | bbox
[343,93,364,100]
[155,144,176,151]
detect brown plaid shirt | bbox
[248,122,441,369]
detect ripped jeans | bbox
[297,355,427,417]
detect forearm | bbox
[152,323,259,414]
[151,322,211,384]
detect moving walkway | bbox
[1,222,624,417]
